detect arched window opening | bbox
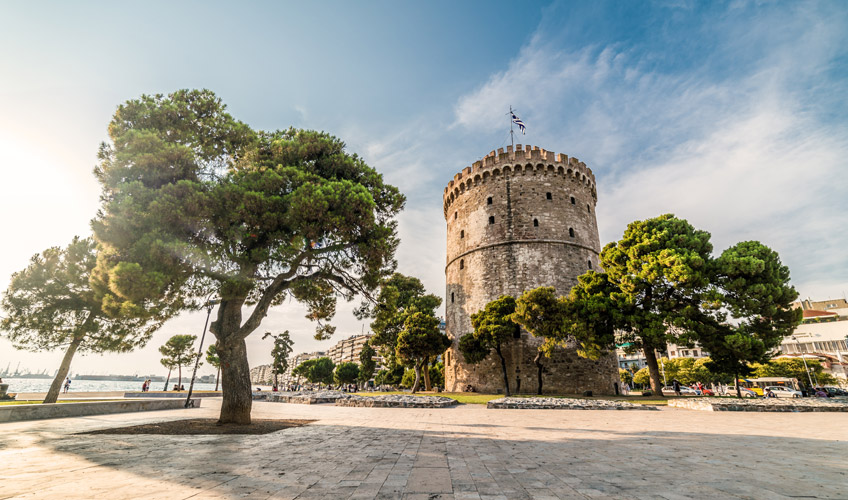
[546,192,552,200]
[513,328,521,339]
[587,259,592,269]
[570,196,576,205]
[459,259,464,270]
[569,228,575,237]
[487,196,493,205]
[489,216,495,225]
[533,218,539,227]
[454,211,457,220]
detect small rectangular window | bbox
[489,216,495,225]
[460,230,464,239]
[546,192,552,200]
[487,196,493,205]
[570,196,576,205]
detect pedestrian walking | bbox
[672,379,681,396]
[63,377,71,394]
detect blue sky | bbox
[1,0,846,375]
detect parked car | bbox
[822,386,848,397]
[764,386,802,398]
[722,385,757,398]
[661,386,698,396]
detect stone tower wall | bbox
[443,144,619,394]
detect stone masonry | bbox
[443,144,619,394]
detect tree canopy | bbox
[698,241,801,396]
[334,362,360,385]
[395,311,450,393]
[294,357,335,385]
[1,236,161,403]
[362,273,441,362]
[262,330,294,386]
[159,334,200,388]
[599,214,714,396]
[358,340,377,383]
[90,89,405,423]
[460,295,520,396]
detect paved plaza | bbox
[1,400,846,499]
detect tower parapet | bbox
[443,144,596,218]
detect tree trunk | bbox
[643,347,665,397]
[734,370,741,399]
[496,345,511,397]
[43,337,82,404]
[422,358,432,391]
[217,335,252,424]
[534,351,544,395]
[215,367,220,391]
[178,364,182,390]
[163,368,171,391]
[411,360,422,393]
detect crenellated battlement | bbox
[443,144,597,218]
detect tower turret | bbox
[443,144,618,394]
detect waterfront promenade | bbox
[1,399,846,499]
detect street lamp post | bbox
[792,335,815,391]
[185,298,219,408]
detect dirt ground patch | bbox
[79,418,314,435]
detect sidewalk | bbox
[1,399,846,499]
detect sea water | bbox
[2,377,219,393]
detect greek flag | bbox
[511,112,526,134]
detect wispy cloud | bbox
[450,1,848,298]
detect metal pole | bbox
[793,336,815,390]
[185,299,218,408]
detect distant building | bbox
[779,319,848,384]
[666,343,709,360]
[792,297,848,318]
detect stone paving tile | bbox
[1,402,847,499]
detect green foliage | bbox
[562,272,625,360]
[262,330,294,382]
[294,357,335,385]
[1,236,160,354]
[752,358,835,386]
[511,287,566,357]
[400,368,416,389]
[619,369,633,385]
[429,361,445,388]
[699,241,801,379]
[632,367,650,386]
[601,215,714,389]
[363,273,441,365]
[374,364,403,386]
[334,362,360,385]
[358,340,377,382]
[458,333,488,364]
[159,335,200,372]
[395,312,450,366]
[90,89,405,422]
[205,344,221,369]
[462,295,520,395]
[395,311,450,392]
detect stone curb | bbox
[335,395,457,408]
[669,397,848,412]
[487,397,657,410]
[0,398,201,422]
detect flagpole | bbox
[509,105,514,148]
